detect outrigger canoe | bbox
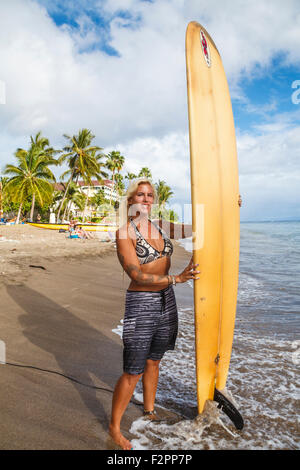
[27,223,118,232]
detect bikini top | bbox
[130,218,173,265]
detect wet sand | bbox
[0,224,191,449]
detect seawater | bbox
[113,221,300,450]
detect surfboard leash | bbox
[2,361,244,429]
[2,360,142,406]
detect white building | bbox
[54,179,119,221]
[78,179,118,202]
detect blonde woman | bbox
[109,178,200,450]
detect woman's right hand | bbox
[176,257,201,284]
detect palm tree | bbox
[61,181,81,221]
[80,150,109,222]
[166,209,179,223]
[19,132,59,220]
[0,176,9,217]
[90,188,107,209]
[114,173,125,197]
[72,192,87,215]
[105,155,117,205]
[106,151,125,205]
[94,150,109,181]
[155,180,173,218]
[30,131,57,158]
[124,172,137,184]
[56,129,103,222]
[138,167,152,179]
[115,152,125,175]
[59,184,87,220]
[4,147,56,223]
[61,148,108,222]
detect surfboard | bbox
[185,22,240,415]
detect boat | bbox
[27,222,118,232]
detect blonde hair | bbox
[118,177,157,228]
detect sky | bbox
[0,0,300,222]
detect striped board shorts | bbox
[122,285,178,375]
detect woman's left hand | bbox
[175,258,201,284]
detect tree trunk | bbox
[0,180,3,217]
[109,172,115,205]
[16,202,23,224]
[66,200,72,221]
[62,199,70,222]
[30,193,35,221]
[56,172,74,222]
[82,189,89,222]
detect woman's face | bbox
[129,183,155,217]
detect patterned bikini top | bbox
[130,218,173,265]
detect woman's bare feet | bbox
[109,424,132,450]
[143,409,159,421]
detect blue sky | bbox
[0,0,300,222]
[233,60,300,133]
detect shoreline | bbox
[0,225,192,450]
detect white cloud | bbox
[238,125,300,176]
[0,0,300,219]
[112,131,190,192]
[237,121,300,219]
[186,0,300,75]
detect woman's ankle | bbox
[109,421,120,433]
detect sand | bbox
[0,224,113,283]
[0,224,192,450]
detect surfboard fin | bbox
[213,388,244,430]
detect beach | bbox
[0,222,299,450]
[0,224,191,450]
[0,224,114,282]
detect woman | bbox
[109,178,200,450]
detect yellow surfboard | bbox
[185,22,240,414]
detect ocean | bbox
[114,221,300,450]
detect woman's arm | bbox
[117,227,172,288]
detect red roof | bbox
[77,180,113,187]
[53,180,113,191]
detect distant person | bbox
[68,220,76,234]
[75,226,87,239]
[36,214,41,222]
[77,226,94,239]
